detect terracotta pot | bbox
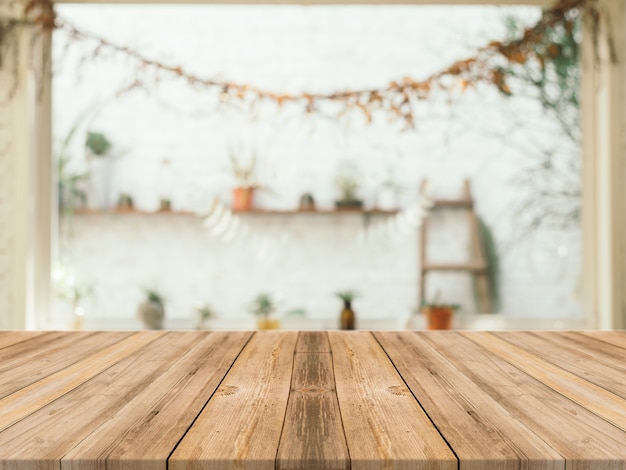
[233,187,255,211]
[423,307,454,330]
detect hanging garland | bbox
[0,0,614,127]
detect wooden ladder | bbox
[419,179,492,313]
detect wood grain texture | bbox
[374,331,563,470]
[579,330,626,350]
[0,331,131,399]
[61,331,253,470]
[169,331,298,470]
[295,331,331,353]
[491,331,626,399]
[0,330,45,350]
[431,332,626,468]
[277,332,349,470]
[328,331,457,470]
[0,331,192,470]
[3,331,626,470]
[0,331,164,433]
[464,331,626,432]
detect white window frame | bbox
[7,0,624,329]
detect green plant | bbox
[419,290,460,311]
[335,290,358,303]
[196,304,216,320]
[229,146,260,189]
[85,131,113,157]
[335,164,361,202]
[145,289,165,306]
[250,293,276,319]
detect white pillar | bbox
[582,0,626,329]
[0,1,52,329]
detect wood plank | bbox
[0,331,132,399]
[426,332,626,468]
[277,332,349,470]
[464,331,626,432]
[0,331,46,350]
[422,262,487,272]
[0,331,165,432]
[374,331,563,470]
[579,330,626,350]
[295,331,330,353]
[492,331,626,399]
[169,331,298,470]
[0,331,203,470]
[328,331,456,470]
[61,331,253,470]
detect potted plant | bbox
[195,303,217,330]
[335,290,358,330]
[334,163,363,209]
[137,288,166,330]
[250,293,280,330]
[229,147,261,212]
[420,294,460,330]
[299,192,316,211]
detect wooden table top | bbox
[1,330,626,470]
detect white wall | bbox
[50,4,584,328]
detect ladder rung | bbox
[430,199,473,209]
[422,263,487,273]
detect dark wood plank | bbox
[328,331,456,470]
[375,331,563,470]
[277,332,349,470]
[427,332,626,469]
[61,331,252,470]
[169,331,298,470]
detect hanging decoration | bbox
[0,0,613,127]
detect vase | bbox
[340,300,355,330]
[137,301,165,330]
[233,187,255,211]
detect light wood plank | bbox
[426,332,626,468]
[374,331,564,470]
[61,331,253,470]
[0,331,165,432]
[295,331,331,353]
[464,331,626,432]
[277,332,349,470]
[0,331,131,399]
[0,331,46,350]
[169,331,298,470]
[579,330,626,350]
[328,331,456,470]
[0,331,203,470]
[492,331,626,399]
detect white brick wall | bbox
[50,5,583,327]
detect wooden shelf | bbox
[71,208,400,216]
[233,208,399,215]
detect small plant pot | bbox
[233,187,255,212]
[257,318,280,330]
[422,307,454,330]
[137,301,165,330]
[335,199,363,210]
